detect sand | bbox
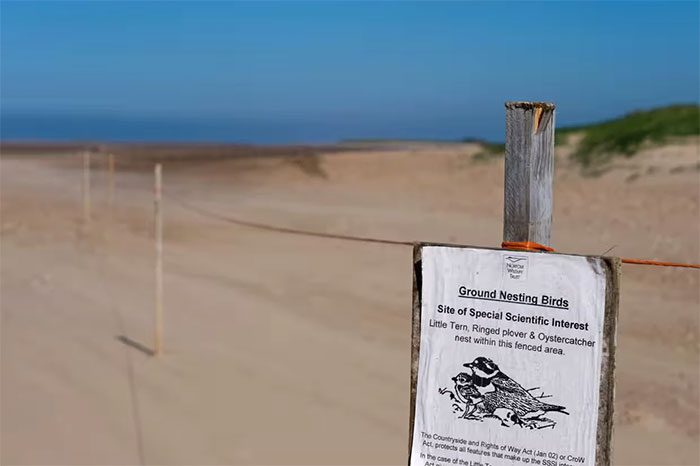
[1,142,698,465]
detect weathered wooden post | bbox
[154,164,164,356]
[503,102,555,244]
[82,151,91,225]
[409,102,619,466]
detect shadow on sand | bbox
[116,335,155,357]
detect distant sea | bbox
[0,112,500,144]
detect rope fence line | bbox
[165,191,414,247]
[502,241,700,269]
[617,257,700,269]
[165,191,700,270]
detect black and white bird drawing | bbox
[439,356,569,429]
[439,371,483,419]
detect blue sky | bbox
[1,1,698,142]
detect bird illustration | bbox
[453,371,485,419]
[440,369,484,419]
[463,357,568,422]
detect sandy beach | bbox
[2,141,698,465]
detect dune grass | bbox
[559,104,699,167]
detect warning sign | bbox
[409,245,618,466]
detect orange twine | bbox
[501,241,700,270]
[166,190,699,271]
[501,241,555,253]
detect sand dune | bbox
[1,142,698,465]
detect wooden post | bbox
[108,153,115,206]
[503,101,556,245]
[408,102,618,466]
[154,164,164,356]
[82,151,91,225]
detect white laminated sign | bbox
[409,245,618,466]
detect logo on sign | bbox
[504,255,528,280]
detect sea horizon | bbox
[0,111,502,145]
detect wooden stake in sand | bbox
[82,151,91,225]
[154,163,164,356]
[108,153,115,206]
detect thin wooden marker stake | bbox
[82,151,91,225]
[108,153,115,206]
[154,164,164,356]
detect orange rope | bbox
[618,257,700,269]
[501,241,555,253]
[501,241,700,270]
[166,191,699,270]
[166,192,414,247]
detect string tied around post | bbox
[500,241,554,252]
